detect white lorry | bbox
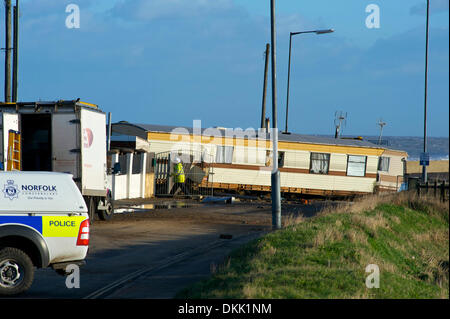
[0,100,114,221]
[0,171,90,295]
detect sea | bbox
[363,136,449,161]
[327,136,449,161]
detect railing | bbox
[416,180,449,202]
[154,150,214,198]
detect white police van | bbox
[0,171,89,296]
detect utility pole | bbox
[12,0,19,102]
[261,43,270,129]
[4,0,12,102]
[422,0,430,183]
[270,0,281,230]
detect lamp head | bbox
[315,29,334,34]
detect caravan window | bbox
[347,155,367,177]
[378,156,390,172]
[216,146,234,164]
[310,153,330,174]
[278,152,285,168]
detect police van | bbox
[0,171,89,296]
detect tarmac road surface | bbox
[11,200,328,299]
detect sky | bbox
[2,0,449,137]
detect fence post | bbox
[417,182,421,197]
[111,153,119,200]
[434,180,437,198]
[167,154,171,195]
[140,152,147,199]
[126,153,133,199]
[440,181,445,202]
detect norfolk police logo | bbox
[2,180,20,200]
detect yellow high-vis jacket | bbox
[173,163,185,183]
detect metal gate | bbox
[154,150,214,197]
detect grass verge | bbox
[176,192,449,299]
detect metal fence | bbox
[416,180,449,202]
[154,150,214,197]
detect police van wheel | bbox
[0,247,34,296]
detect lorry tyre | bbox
[0,247,35,296]
[88,197,96,223]
[98,193,114,221]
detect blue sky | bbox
[3,0,449,137]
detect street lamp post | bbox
[284,29,334,134]
[422,0,430,183]
[269,0,281,230]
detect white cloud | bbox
[111,0,235,21]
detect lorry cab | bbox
[0,171,89,296]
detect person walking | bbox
[170,157,190,196]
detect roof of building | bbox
[112,121,392,150]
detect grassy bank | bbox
[177,193,449,299]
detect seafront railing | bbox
[416,180,449,202]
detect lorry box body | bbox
[0,100,112,220]
[0,171,89,295]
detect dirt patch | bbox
[89,200,329,254]
[89,202,270,254]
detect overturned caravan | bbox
[111,122,408,199]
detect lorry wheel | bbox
[98,194,114,221]
[0,247,35,296]
[88,197,96,224]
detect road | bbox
[13,199,327,299]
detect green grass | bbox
[177,193,449,299]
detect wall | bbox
[108,152,154,200]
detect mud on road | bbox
[90,201,273,253]
[89,198,331,254]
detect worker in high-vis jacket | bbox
[170,157,190,196]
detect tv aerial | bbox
[377,118,387,145]
[334,111,347,138]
